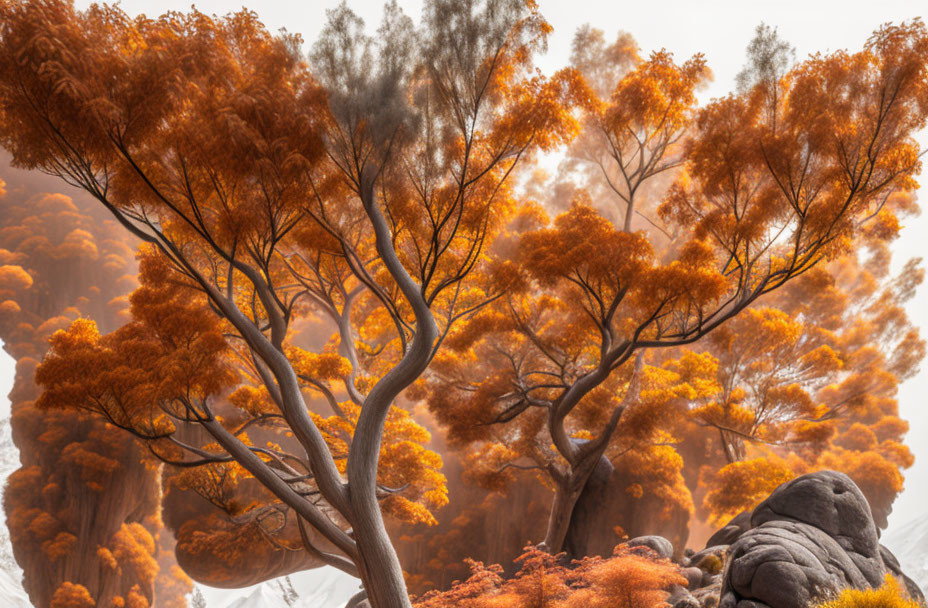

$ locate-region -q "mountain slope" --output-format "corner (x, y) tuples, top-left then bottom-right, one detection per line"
(0, 414), (28, 607)
(884, 514), (928, 596)
(200, 566), (361, 608)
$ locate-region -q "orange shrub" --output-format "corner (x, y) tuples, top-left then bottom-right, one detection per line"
(815, 576), (923, 608)
(414, 545), (683, 608)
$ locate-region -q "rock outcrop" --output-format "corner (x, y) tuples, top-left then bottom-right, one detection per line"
(717, 471), (925, 608)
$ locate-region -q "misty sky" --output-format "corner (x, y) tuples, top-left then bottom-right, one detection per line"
(2, 0), (927, 532)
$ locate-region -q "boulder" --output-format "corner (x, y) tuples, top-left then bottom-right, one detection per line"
(626, 535), (674, 560)
(705, 511), (752, 549)
(668, 584), (701, 608)
(683, 566), (705, 590)
(693, 580), (722, 608)
(719, 471), (923, 608)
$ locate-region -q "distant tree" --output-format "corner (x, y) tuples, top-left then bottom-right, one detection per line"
(278, 576), (299, 606)
(420, 19), (928, 557)
(190, 588), (207, 608)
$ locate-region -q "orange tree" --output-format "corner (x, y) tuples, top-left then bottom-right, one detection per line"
(0, 1), (583, 606)
(692, 247), (924, 528)
(419, 20), (928, 557)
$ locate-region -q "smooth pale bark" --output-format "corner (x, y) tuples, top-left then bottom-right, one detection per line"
(343, 170), (439, 608)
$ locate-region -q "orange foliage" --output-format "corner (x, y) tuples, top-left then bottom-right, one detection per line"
(417, 18), (928, 564)
(414, 545), (683, 608)
(50, 582), (96, 608)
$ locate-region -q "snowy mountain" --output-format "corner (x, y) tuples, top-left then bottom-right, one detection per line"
(198, 566), (361, 608)
(0, 414), (29, 608)
(0, 568), (30, 608)
(884, 514), (928, 596)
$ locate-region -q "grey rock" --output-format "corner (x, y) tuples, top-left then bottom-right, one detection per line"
(683, 566), (704, 590)
(693, 580), (722, 608)
(719, 471), (922, 608)
(668, 584), (701, 608)
(626, 535), (674, 560)
(705, 511), (752, 549)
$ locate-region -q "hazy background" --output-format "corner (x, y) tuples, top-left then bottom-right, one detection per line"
(1, 0), (926, 602)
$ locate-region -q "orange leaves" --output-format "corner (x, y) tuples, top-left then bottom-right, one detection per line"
(43, 531), (78, 562)
(462, 443), (524, 492)
(35, 270), (235, 437)
(520, 201), (653, 291)
(109, 523), (159, 589)
(601, 50), (708, 141)
(414, 545), (684, 608)
(667, 21), (928, 291)
(492, 68), (591, 154)
(701, 455), (801, 526)
(0, 263), (32, 292)
(50, 582), (96, 608)
(558, 546), (686, 608)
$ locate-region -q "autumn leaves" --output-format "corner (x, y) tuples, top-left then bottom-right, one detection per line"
(1, 1), (927, 607)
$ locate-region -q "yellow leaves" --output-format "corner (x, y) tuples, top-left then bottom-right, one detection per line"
(383, 495), (439, 527)
(0, 263), (33, 291)
(702, 455), (800, 526)
(664, 350), (720, 399)
(50, 582), (96, 608)
(815, 575), (923, 608)
(286, 346), (352, 381)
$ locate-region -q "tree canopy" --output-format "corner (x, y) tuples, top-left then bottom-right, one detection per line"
(0, 2), (926, 607)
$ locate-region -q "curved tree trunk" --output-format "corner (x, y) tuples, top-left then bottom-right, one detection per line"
(352, 519), (410, 608)
(563, 455), (615, 559)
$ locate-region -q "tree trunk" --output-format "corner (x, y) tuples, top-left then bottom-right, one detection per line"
(543, 479), (585, 554)
(352, 502), (411, 608)
(563, 455), (614, 559)
(542, 452), (607, 555)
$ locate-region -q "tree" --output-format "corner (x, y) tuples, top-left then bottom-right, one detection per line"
(190, 587), (207, 608)
(420, 19), (928, 557)
(0, 1), (581, 606)
(683, 235), (923, 527)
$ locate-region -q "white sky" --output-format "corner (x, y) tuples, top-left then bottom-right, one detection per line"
(1, 0), (926, 549)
